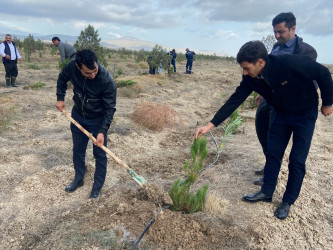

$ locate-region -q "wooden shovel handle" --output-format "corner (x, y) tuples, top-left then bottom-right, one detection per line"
(62, 110), (130, 170)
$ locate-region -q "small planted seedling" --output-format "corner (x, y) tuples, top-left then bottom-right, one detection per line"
(169, 137), (209, 213)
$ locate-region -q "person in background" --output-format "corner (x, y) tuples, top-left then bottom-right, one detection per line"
(195, 41), (333, 220)
(168, 49), (177, 72)
(52, 36), (77, 63)
(56, 49), (117, 199)
(253, 12), (317, 186)
(185, 48), (195, 74)
(0, 34), (22, 88)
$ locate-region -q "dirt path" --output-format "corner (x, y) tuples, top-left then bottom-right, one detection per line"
(0, 59), (332, 249)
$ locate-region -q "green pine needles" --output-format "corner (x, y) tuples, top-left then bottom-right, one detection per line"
(218, 109), (243, 153)
(169, 137), (209, 213)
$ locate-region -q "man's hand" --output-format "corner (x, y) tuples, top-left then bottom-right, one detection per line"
(56, 101), (65, 112)
(5, 55), (10, 60)
(18, 58), (22, 62)
(255, 94), (263, 106)
(94, 133), (105, 147)
(195, 122), (215, 138)
(321, 105), (333, 116)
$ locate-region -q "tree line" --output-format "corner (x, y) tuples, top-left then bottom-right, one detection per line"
(5, 24), (239, 67)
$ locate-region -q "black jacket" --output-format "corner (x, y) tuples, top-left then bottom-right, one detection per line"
(271, 35), (317, 60)
(211, 55), (333, 127)
(57, 60), (117, 134)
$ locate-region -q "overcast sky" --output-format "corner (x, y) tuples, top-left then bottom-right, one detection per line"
(1, 0), (333, 63)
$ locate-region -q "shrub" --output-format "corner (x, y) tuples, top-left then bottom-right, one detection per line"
(146, 45), (172, 74)
(131, 101), (182, 131)
(27, 63), (43, 70)
(116, 79), (136, 88)
(29, 81), (46, 90)
(169, 137), (209, 213)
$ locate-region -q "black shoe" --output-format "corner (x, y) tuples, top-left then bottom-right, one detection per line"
(11, 84), (19, 87)
(253, 177), (264, 186)
(90, 189), (100, 199)
(65, 180), (84, 193)
(243, 191), (272, 203)
(255, 167), (264, 175)
(274, 202), (291, 220)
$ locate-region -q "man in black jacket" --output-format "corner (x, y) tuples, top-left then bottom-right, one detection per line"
(196, 41), (333, 220)
(56, 49), (117, 199)
(254, 12), (317, 185)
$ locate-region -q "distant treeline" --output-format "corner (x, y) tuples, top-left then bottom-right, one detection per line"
(106, 47), (236, 63)
(8, 35), (235, 64)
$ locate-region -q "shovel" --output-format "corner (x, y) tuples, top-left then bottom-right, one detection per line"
(62, 110), (147, 187)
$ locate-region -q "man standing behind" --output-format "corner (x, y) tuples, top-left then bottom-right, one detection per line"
(56, 49), (117, 199)
(52, 36), (77, 63)
(253, 12), (317, 186)
(0, 34), (22, 88)
(185, 48), (195, 74)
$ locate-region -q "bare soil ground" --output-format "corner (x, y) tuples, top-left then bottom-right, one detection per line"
(0, 51), (332, 249)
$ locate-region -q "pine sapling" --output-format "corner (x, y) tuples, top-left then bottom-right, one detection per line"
(169, 137), (209, 213)
(218, 109), (243, 153)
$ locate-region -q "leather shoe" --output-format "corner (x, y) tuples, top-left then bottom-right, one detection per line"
(243, 191), (272, 203)
(255, 167), (264, 175)
(274, 202), (290, 220)
(90, 189), (100, 199)
(65, 180), (84, 193)
(253, 177), (264, 186)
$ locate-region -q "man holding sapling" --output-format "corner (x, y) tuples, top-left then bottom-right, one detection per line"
(195, 41), (333, 220)
(56, 49), (117, 199)
(253, 12), (317, 186)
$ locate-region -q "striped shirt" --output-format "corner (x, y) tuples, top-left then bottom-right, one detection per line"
(271, 37), (297, 55)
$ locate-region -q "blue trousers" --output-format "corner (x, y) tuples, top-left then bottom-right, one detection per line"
(71, 108), (107, 191)
(261, 108), (318, 204)
(186, 60), (193, 74)
(171, 61), (176, 72)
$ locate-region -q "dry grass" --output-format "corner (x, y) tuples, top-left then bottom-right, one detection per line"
(131, 101), (183, 131)
(204, 193), (229, 214)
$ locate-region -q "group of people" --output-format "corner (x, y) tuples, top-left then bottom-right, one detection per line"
(196, 12), (333, 220)
(1, 12), (332, 220)
(168, 48), (196, 74)
(0, 35), (76, 88)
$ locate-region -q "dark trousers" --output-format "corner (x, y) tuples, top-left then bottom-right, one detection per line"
(4, 61), (18, 78)
(149, 67), (156, 74)
(261, 108), (318, 204)
(171, 61), (176, 72)
(255, 98), (274, 155)
(186, 60), (193, 74)
(71, 108), (107, 191)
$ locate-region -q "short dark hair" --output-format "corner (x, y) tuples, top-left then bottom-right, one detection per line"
(236, 41), (268, 64)
(75, 49), (98, 69)
(52, 36), (60, 42)
(272, 12), (296, 30)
